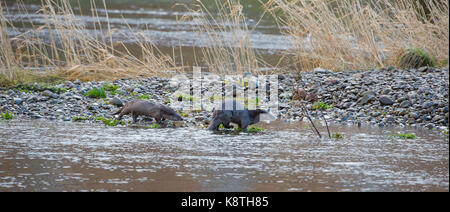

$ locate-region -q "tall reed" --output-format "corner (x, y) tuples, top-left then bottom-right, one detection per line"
(265, 0), (449, 71)
(0, 0), (179, 84)
(186, 0), (263, 76)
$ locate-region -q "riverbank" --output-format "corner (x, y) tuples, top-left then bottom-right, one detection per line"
(0, 67), (449, 132)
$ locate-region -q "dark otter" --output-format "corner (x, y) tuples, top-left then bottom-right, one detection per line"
(113, 99), (183, 123)
(207, 100), (268, 131)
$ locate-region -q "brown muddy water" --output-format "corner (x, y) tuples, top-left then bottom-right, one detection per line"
(0, 119), (448, 192)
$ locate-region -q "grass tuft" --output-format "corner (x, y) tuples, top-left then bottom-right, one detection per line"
(396, 48), (436, 69)
(103, 83), (119, 92)
(313, 101), (333, 111)
(85, 87), (106, 99)
(389, 133), (417, 139)
(331, 132), (344, 139)
(0, 110), (15, 120)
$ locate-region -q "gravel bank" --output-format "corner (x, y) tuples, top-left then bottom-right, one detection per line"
(1, 67), (448, 131)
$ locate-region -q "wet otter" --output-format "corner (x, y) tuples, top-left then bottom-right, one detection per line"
(207, 100), (268, 131)
(113, 99), (183, 123)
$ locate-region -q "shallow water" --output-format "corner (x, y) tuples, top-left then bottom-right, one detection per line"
(0, 119), (448, 191)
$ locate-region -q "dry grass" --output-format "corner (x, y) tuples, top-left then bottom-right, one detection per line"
(265, 0), (449, 71)
(0, 0), (179, 85)
(183, 0), (265, 76)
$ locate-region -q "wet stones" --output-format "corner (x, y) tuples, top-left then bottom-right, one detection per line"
(357, 91), (376, 105)
(109, 97), (124, 107)
(378, 96), (394, 105)
(400, 100), (412, 108)
(1, 67), (448, 132)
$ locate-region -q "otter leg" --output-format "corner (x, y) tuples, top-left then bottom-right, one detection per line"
(117, 108), (130, 120)
(207, 120), (221, 130)
(222, 123), (233, 129)
(240, 118), (250, 132)
(132, 112), (139, 123)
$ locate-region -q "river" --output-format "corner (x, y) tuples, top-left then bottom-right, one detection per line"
(0, 119), (448, 191)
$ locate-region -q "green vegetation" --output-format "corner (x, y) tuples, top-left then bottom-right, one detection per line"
(442, 129), (449, 136)
(72, 116), (89, 121)
(110, 90), (122, 96)
(131, 93), (151, 100)
(178, 111), (189, 118)
(313, 101), (333, 111)
(94, 116), (124, 126)
(331, 132), (344, 139)
(85, 87), (106, 99)
(0, 110), (15, 120)
(10, 83), (67, 94)
(103, 82), (119, 92)
(389, 133), (417, 139)
(145, 123), (159, 129)
(95, 116), (106, 121)
(397, 48), (436, 69)
(247, 126), (265, 133)
(177, 94), (194, 102)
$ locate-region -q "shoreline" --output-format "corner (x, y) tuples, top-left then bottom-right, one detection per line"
(1, 67), (449, 132)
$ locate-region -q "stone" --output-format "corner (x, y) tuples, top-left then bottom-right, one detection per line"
(72, 95), (83, 100)
(378, 96), (394, 105)
(55, 109), (64, 115)
(195, 116), (204, 122)
(13, 98), (22, 105)
(42, 90), (58, 98)
(425, 123), (435, 129)
(422, 101), (434, 109)
(400, 100), (412, 108)
(443, 106), (449, 113)
(357, 91), (376, 105)
(313, 67), (332, 74)
(109, 97), (124, 107)
(386, 116), (395, 123)
(418, 66), (428, 72)
(27, 95), (38, 103)
(382, 89), (392, 95)
(353, 73), (363, 79)
(370, 112), (381, 117)
(423, 115), (432, 121)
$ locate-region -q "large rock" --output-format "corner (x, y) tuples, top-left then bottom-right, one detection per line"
(378, 96), (394, 105)
(109, 97), (124, 107)
(357, 91), (376, 105)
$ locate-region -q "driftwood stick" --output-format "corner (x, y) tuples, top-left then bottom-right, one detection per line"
(321, 111), (331, 139)
(292, 73), (322, 139)
(302, 105), (322, 138)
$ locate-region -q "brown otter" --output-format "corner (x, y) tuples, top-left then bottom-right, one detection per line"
(207, 100), (268, 131)
(113, 99), (183, 123)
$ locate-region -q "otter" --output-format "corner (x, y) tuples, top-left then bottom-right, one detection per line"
(207, 100), (268, 131)
(113, 99), (183, 123)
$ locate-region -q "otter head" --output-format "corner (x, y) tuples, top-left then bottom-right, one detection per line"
(161, 107), (184, 121)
